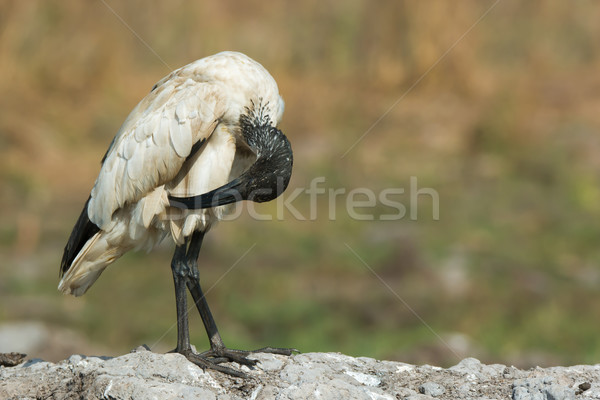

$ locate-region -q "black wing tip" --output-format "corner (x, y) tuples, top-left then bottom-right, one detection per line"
(60, 197), (100, 278)
(186, 138), (207, 162)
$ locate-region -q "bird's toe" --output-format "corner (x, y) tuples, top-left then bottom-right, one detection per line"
(200, 348), (259, 367)
(180, 349), (249, 378)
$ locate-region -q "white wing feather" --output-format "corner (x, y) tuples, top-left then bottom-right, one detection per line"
(89, 76), (227, 229)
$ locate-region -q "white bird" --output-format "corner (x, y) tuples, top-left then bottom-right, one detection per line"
(59, 51), (294, 377)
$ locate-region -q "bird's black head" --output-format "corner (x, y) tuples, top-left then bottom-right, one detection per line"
(238, 114), (293, 202)
(169, 111), (293, 209)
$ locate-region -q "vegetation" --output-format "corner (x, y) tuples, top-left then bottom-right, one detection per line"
(1, 1), (600, 367)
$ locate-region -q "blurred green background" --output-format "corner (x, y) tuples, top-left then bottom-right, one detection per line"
(1, 1), (600, 368)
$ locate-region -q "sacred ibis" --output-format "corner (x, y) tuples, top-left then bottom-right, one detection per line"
(59, 51), (294, 377)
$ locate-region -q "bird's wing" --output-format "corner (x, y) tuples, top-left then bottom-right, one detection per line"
(88, 74), (228, 229)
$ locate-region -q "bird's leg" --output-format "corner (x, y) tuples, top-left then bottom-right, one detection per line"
(171, 231), (297, 377)
(170, 233), (245, 377)
(183, 231), (227, 352)
(183, 232), (252, 366)
(170, 244), (191, 353)
(184, 231), (298, 368)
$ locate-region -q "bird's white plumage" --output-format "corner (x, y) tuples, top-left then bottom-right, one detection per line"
(59, 51), (284, 296)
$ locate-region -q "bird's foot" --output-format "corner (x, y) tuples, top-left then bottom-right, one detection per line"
(178, 346), (298, 378)
(178, 348), (248, 378)
(200, 345), (298, 365)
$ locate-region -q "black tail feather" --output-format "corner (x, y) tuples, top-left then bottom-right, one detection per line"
(60, 197), (100, 278)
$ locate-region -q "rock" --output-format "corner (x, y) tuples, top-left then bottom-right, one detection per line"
(512, 376), (576, 400)
(0, 352), (26, 367)
(543, 384), (575, 400)
(1, 350), (600, 399)
(576, 381), (591, 395)
(419, 382), (445, 397)
(405, 395), (436, 400)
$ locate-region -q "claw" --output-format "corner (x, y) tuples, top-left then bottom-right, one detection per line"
(177, 346), (298, 377)
(180, 349), (249, 378)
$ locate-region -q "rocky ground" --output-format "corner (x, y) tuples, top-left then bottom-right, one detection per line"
(1, 346), (600, 399)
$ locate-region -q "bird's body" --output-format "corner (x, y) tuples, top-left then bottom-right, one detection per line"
(60, 52), (294, 376)
(59, 51), (285, 296)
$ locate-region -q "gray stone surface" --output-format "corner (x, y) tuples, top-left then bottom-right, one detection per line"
(419, 381), (446, 397)
(1, 347), (600, 399)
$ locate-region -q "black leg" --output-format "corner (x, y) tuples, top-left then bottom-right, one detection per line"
(170, 232), (247, 377)
(170, 230), (297, 378)
(183, 231), (226, 351)
(171, 244), (191, 352)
